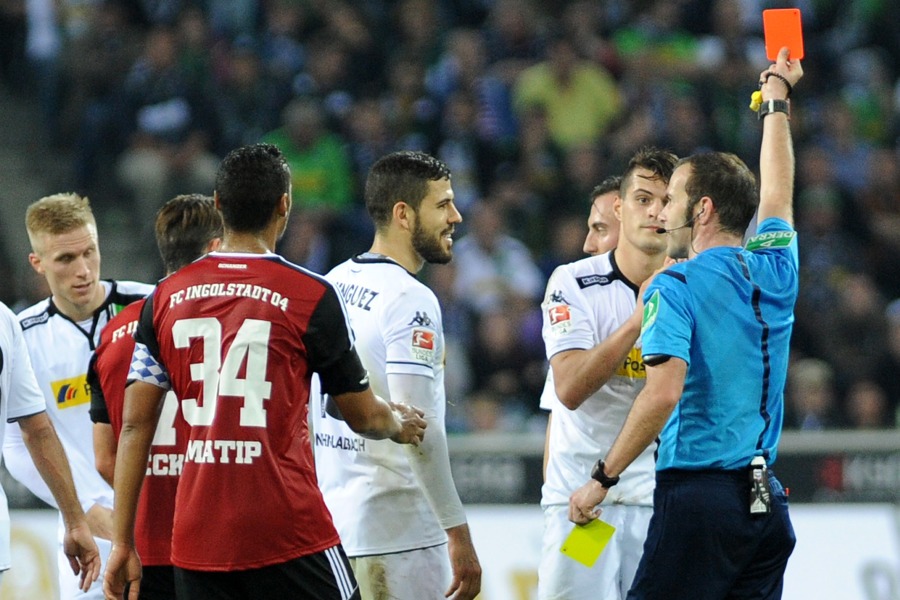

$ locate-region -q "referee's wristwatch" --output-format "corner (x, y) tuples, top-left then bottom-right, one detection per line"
(590, 460), (620, 489)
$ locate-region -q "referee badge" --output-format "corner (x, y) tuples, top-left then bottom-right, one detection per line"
(641, 290), (660, 334)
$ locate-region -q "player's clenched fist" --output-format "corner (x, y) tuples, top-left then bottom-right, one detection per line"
(390, 402), (427, 445)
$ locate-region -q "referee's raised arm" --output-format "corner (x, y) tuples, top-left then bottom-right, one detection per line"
(756, 46), (804, 226)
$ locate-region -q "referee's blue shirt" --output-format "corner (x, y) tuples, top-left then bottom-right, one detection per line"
(640, 217), (799, 471)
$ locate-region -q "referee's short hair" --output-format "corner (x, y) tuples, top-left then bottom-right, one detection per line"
(365, 151), (451, 228)
(677, 152), (758, 237)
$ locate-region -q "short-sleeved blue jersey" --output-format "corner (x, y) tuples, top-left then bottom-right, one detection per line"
(640, 218), (799, 470)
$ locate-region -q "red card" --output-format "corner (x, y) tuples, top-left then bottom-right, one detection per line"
(763, 8), (804, 61)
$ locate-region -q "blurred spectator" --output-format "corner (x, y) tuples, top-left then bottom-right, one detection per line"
(855, 147), (900, 299)
(257, 0), (306, 101)
(514, 33), (623, 151)
(785, 358), (839, 430)
(843, 378), (891, 429)
(426, 27), (518, 150)
(116, 25), (220, 249)
(262, 96), (353, 215)
(435, 91), (500, 213)
(262, 96), (357, 268)
(24, 0), (62, 145)
(814, 96), (874, 195)
(483, 0), (545, 85)
(452, 201), (545, 315)
(871, 299), (900, 425)
(381, 55), (440, 151)
(818, 272), (887, 390)
(0, 1), (27, 92)
(468, 309), (546, 417)
(66, 1), (141, 192)
(211, 36), (281, 154)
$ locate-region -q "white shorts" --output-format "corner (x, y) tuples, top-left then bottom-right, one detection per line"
(349, 543), (450, 600)
(538, 503), (652, 600)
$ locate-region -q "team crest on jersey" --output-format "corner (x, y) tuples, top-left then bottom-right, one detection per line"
(548, 304), (572, 335)
(51, 374), (91, 409)
(411, 328), (435, 362)
(641, 290), (660, 335)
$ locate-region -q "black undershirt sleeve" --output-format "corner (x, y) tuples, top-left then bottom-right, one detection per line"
(304, 284), (369, 397)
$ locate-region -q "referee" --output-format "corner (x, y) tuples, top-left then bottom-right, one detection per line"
(570, 47), (802, 599)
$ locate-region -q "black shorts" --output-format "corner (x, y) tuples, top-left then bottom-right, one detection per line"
(628, 468), (796, 600)
(174, 545), (360, 600)
(127, 565), (175, 600)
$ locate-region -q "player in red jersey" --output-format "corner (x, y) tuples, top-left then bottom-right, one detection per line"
(103, 143), (427, 600)
(89, 194), (223, 599)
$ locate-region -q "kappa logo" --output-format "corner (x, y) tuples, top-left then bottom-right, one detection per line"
(549, 290), (569, 304)
(408, 311), (434, 328)
(50, 374), (91, 409)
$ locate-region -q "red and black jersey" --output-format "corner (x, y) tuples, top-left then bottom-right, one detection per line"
(89, 299), (184, 567)
(131, 252), (369, 571)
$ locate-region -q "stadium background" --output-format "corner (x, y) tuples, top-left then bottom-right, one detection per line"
(0, 0), (898, 597)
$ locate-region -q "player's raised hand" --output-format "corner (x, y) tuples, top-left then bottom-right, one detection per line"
(759, 46), (803, 100)
(390, 402), (427, 445)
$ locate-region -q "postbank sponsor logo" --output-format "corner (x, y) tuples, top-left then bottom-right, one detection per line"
(51, 374), (91, 409)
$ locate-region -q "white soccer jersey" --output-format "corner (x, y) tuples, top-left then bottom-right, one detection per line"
(0, 301), (48, 571)
(540, 252), (655, 508)
(2, 280), (152, 597)
(311, 255), (447, 556)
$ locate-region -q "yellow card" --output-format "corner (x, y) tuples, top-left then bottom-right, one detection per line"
(560, 519), (616, 568)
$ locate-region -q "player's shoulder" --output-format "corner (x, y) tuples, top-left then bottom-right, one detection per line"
(550, 252), (619, 291)
(18, 298), (52, 331)
(108, 280), (154, 308)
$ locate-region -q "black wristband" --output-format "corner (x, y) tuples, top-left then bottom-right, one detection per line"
(764, 72), (793, 97)
(591, 460), (620, 489)
(758, 99), (790, 121)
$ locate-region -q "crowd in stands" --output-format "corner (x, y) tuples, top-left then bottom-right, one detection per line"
(0, 0), (898, 432)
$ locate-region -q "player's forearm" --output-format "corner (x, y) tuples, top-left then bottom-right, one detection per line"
(111, 423), (155, 546)
(337, 388), (402, 440)
(757, 109), (794, 226)
(19, 413), (86, 528)
(552, 318), (642, 410)
(403, 416), (467, 529)
(604, 359), (686, 478)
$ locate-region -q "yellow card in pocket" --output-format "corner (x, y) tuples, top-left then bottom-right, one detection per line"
(560, 519), (616, 568)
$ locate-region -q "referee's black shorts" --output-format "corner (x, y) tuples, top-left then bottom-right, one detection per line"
(174, 544), (360, 600)
(628, 468), (796, 600)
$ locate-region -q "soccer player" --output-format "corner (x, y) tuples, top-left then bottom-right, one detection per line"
(541, 176), (622, 480)
(311, 151), (481, 600)
(89, 195), (222, 599)
(0, 300), (101, 592)
(538, 149), (676, 599)
(570, 48), (802, 598)
(2, 193), (153, 599)
(104, 143), (426, 600)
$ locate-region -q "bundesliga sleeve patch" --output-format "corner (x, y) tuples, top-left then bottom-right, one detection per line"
(127, 342), (171, 390)
(641, 290), (660, 335)
(411, 328), (436, 362)
(548, 304), (572, 335)
(745, 230), (796, 251)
